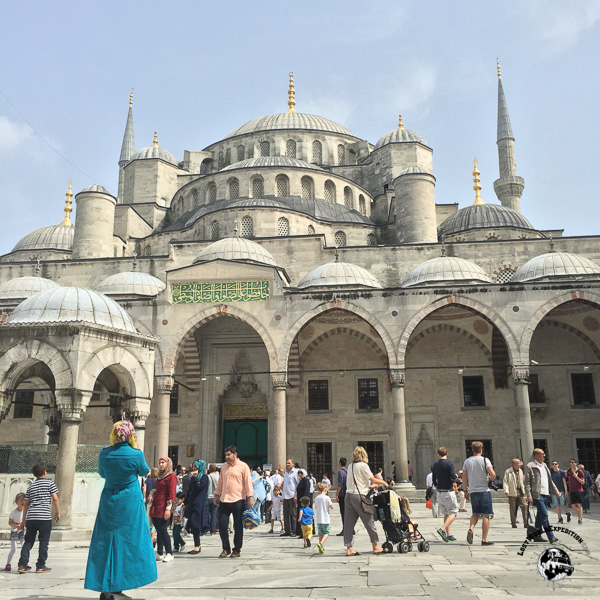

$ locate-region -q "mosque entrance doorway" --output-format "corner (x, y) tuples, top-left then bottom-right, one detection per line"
(223, 419), (268, 466)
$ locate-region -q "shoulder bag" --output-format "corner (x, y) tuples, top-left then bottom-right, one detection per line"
(351, 462), (374, 515)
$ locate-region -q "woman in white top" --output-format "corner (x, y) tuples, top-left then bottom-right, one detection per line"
(344, 446), (388, 556)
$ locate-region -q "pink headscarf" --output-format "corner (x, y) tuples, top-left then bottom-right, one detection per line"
(109, 420), (138, 448)
(157, 457), (174, 480)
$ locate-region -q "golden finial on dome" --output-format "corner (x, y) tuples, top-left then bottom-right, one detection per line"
(129, 88), (133, 108)
(398, 115), (403, 130)
(497, 59), (501, 79)
(153, 132), (158, 148)
(287, 72), (296, 114)
(61, 179), (74, 226)
(472, 157), (484, 205)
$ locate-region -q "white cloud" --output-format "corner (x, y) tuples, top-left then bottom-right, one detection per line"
(0, 115), (34, 156)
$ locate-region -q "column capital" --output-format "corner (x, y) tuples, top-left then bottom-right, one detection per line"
(389, 369), (405, 388)
(42, 406), (61, 431)
(513, 366), (530, 384)
(155, 374), (174, 394)
(123, 398), (151, 428)
(271, 372), (287, 390)
(55, 389), (91, 421)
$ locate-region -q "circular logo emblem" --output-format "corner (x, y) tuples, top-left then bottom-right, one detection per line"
(537, 548), (574, 582)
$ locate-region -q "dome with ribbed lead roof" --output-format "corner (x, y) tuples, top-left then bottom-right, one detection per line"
(193, 237), (276, 267)
(0, 277), (60, 300)
(402, 256), (492, 287)
(298, 261), (381, 289)
(12, 224), (74, 253)
(512, 252), (600, 282)
(221, 157), (324, 172)
(97, 272), (166, 296)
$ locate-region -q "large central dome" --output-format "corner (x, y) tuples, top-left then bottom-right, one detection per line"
(225, 113), (359, 139)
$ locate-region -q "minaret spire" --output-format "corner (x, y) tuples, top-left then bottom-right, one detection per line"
(60, 179), (74, 226)
(118, 89), (135, 201)
(472, 157), (485, 205)
(493, 62), (524, 213)
(287, 72), (296, 113)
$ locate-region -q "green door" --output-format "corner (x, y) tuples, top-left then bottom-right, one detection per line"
(223, 420), (268, 466)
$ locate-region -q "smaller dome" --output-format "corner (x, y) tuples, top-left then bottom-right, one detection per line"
(298, 262), (381, 289)
(193, 237), (276, 267)
(7, 287), (137, 333)
(402, 256), (492, 287)
(397, 166), (432, 177)
(97, 272), (166, 296)
(131, 146), (178, 166)
(375, 128), (428, 149)
(512, 252), (600, 282)
(79, 184), (112, 195)
(221, 157), (324, 172)
(12, 224), (74, 253)
(0, 277), (60, 300)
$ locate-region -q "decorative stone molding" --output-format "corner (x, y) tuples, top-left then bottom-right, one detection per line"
(389, 369), (405, 388)
(55, 389), (91, 421)
(42, 406), (61, 432)
(155, 374), (174, 395)
(123, 398), (152, 428)
(512, 367), (530, 385)
(271, 372), (287, 390)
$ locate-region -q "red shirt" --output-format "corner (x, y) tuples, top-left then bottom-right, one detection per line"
(567, 469), (584, 493)
(150, 473), (177, 517)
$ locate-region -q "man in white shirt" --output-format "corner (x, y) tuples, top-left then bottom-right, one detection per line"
(281, 459), (299, 537)
(425, 470), (438, 518)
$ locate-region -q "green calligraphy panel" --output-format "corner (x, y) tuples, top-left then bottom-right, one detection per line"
(171, 281), (269, 304)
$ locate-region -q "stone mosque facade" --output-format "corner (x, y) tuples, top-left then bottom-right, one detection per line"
(1, 70), (600, 527)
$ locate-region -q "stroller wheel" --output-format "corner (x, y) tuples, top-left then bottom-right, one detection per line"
(407, 542), (413, 553)
(422, 541), (430, 552)
(397, 541), (410, 554)
(382, 542), (393, 554)
(417, 540), (425, 552)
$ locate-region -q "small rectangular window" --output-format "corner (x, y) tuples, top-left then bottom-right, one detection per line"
(357, 441), (385, 473)
(307, 442), (333, 481)
(308, 380), (329, 411)
(465, 439), (494, 465)
(168, 445), (179, 466)
(358, 379), (379, 410)
(533, 438), (549, 464)
(571, 373), (596, 405)
(13, 391), (34, 419)
(170, 384), (179, 414)
(463, 376), (485, 407)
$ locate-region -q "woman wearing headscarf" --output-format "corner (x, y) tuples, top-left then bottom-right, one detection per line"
(149, 456), (177, 562)
(84, 421), (157, 600)
(184, 459), (209, 554)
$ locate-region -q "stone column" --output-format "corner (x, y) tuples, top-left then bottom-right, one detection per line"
(271, 373), (287, 471)
(42, 406), (61, 445)
(390, 369), (415, 494)
(54, 390), (91, 529)
(514, 367), (534, 462)
(155, 375), (173, 463)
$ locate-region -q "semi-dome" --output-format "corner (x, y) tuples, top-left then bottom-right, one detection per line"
(79, 184), (112, 195)
(225, 113), (358, 139)
(0, 276), (60, 300)
(438, 203), (534, 238)
(7, 287), (137, 333)
(298, 261), (381, 289)
(97, 272), (166, 296)
(12, 224), (74, 253)
(193, 237), (276, 267)
(512, 252), (600, 282)
(375, 127), (428, 149)
(402, 256), (492, 287)
(221, 156), (324, 172)
(131, 145), (177, 166)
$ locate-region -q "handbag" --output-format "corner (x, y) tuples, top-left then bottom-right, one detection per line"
(426, 498), (432, 509)
(351, 462), (374, 515)
(480, 456), (499, 490)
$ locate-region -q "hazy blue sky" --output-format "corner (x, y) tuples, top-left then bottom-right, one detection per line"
(1, 1), (599, 255)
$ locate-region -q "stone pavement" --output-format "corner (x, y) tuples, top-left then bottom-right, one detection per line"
(1, 502), (599, 600)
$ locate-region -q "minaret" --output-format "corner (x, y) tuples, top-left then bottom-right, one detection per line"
(493, 61), (524, 213)
(118, 89), (135, 201)
(287, 72), (296, 113)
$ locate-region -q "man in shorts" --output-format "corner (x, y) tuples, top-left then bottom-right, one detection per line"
(462, 441), (495, 546)
(566, 459), (585, 524)
(432, 446), (458, 542)
(550, 460), (571, 524)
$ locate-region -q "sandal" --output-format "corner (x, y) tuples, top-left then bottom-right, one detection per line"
(346, 551), (362, 556)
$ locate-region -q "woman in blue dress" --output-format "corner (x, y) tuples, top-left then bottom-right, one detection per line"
(184, 459), (209, 554)
(85, 421), (157, 600)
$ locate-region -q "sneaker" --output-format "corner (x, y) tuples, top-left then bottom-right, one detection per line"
(230, 551), (241, 558)
(316, 543), (325, 554)
(578, 519), (582, 525)
(336, 531), (344, 536)
(566, 513), (571, 523)
(467, 529), (473, 545)
(162, 554), (174, 562)
(481, 541), (494, 546)
(180, 543), (186, 552)
(437, 528), (449, 542)
(4, 564), (10, 572)
(447, 535), (457, 541)
(219, 550), (231, 558)
(549, 537), (558, 543)
(306, 538), (311, 547)
(17, 565), (31, 574)
(155, 554), (163, 561)
(36, 566), (52, 573)
(558, 517), (563, 524)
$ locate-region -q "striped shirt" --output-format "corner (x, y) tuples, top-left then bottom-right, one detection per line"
(25, 478), (59, 521)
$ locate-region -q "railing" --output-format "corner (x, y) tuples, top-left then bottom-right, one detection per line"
(0, 444), (105, 474)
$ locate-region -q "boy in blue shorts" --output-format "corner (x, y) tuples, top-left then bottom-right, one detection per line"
(314, 482), (333, 554)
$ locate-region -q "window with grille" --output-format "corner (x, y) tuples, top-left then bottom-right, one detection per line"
(357, 441), (384, 473)
(344, 186), (353, 209)
(335, 231), (346, 247)
(308, 380), (329, 410)
(358, 379), (379, 410)
(169, 384), (179, 414)
(571, 373), (596, 405)
(13, 390), (34, 419)
(191, 189), (199, 205)
(359, 195), (366, 215)
(307, 442), (333, 481)
(576, 438), (600, 478)
(217, 151), (224, 170)
(260, 141), (270, 157)
(312, 140), (322, 163)
(286, 139), (296, 158)
(276, 175), (289, 197)
(308, 225), (315, 235)
(533, 438), (550, 464)
(252, 178), (264, 198)
(228, 178), (239, 200)
(301, 176), (314, 199)
(207, 183), (217, 204)
(463, 376), (485, 407)
(241, 216), (253, 238)
(367, 234), (377, 246)
(337, 144), (346, 165)
(324, 180), (335, 203)
(496, 268), (515, 283)
(211, 220), (220, 240)
(465, 439), (494, 464)
(277, 217), (289, 236)
(237, 145), (245, 162)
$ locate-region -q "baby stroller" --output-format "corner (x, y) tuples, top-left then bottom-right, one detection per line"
(243, 475), (270, 530)
(373, 489), (430, 554)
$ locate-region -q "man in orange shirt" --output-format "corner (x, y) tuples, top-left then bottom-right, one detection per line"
(214, 445), (254, 558)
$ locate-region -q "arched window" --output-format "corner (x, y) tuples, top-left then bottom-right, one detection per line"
(344, 186), (353, 209)
(191, 188), (199, 205)
(301, 176), (314, 199)
(217, 151), (224, 170)
(367, 233), (377, 246)
(228, 178), (239, 200)
(276, 174), (289, 197)
(308, 225), (315, 235)
(200, 158), (212, 174)
(335, 231), (347, 247)
(260, 141), (270, 157)
(277, 217), (290, 236)
(286, 139), (297, 158)
(211, 220), (220, 240)
(237, 145), (245, 162)
(252, 177), (264, 198)
(359, 194), (366, 215)
(312, 140), (322, 163)
(207, 183), (217, 204)
(241, 216), (253, 238)
(324, 180), (336, 203)
(337, 144), (346, 165)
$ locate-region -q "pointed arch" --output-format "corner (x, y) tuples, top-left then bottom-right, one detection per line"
(301, 327), (386, 363)
(406, 324), (492, 362)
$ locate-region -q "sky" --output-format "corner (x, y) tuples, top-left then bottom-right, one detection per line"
(1, 1), (599, 256)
